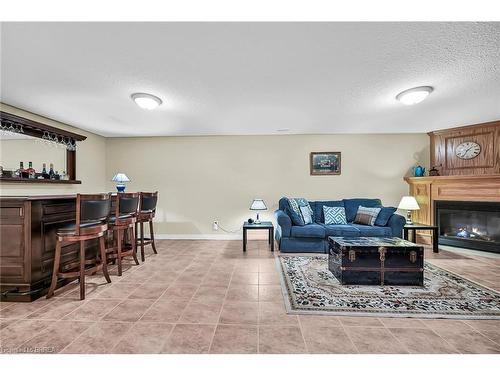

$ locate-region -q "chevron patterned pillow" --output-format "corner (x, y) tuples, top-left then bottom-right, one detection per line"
(353, 206), (382, 226)
(323, 206), (347, 225)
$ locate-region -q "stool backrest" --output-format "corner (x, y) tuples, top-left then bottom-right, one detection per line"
(115, 192), (140, 217)
(140, 191), (158, 213)
(77, 193), (111, 235)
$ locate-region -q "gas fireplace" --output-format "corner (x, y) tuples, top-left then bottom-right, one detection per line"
(435, 200), (500, 253)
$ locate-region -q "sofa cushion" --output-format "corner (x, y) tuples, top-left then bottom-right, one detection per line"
(311, 200), (344, 223)
(350, 224), (392, 236)
(375, 206), (397, 226)
(322, 224), (360, 237)
(323, 206), (348, 225)
(291, 223), (326, 239)
(343, 198), (382, 222)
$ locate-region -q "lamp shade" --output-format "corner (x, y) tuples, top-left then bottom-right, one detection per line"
(250, 199), (267, 211)
(398, 196), (420, 210)
(111, 173), (131, 183)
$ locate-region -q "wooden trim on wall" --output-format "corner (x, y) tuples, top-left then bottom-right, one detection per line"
(0, 111), (86, 141)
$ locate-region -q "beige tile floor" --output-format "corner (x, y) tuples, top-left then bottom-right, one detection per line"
(1, 239), (499, 354)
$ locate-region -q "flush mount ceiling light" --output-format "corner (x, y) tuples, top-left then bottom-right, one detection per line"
(131, 93), (162, 110)
(396, 86), (433, 105)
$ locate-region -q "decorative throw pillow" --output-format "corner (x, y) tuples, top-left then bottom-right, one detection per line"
(299, 206), (313, 225)
(374, 206), (397, 226)
(286, 198), (313, 226)
(323, 206), (347, 225)
(353, 206), (382, 226)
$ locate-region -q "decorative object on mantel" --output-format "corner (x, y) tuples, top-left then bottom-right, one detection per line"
(413, 165), (425, 177)
(428, 165), (440, 176)
(277, 255), (500, 319)
(397, 195), (420, 224)
(310, 152), (341, 175)
(112, 173), (131, 192)
(250, 198), (267, 224)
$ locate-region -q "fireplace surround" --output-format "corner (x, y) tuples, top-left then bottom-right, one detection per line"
(435, 200), (500, 253)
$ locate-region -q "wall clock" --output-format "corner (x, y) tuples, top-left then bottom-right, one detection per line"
(455, 141), (481, 160)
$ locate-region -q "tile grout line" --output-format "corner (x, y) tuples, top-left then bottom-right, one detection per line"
(208, 254), (236, 353)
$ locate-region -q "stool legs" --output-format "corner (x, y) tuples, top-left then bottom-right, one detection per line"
(79, 240), (86, 300)
(47, 239), (62, 299)
(117, 229), (123, 276)
(100, 236), (111, 283)
(130, 226), (140, 265)
(140, 221), (145, 262)
(149, 220), (157, 254)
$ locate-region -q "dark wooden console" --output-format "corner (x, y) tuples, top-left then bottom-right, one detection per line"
(0, 195), (99, 301)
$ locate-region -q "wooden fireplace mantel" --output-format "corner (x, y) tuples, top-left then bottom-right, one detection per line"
(404, 174), (500, 245)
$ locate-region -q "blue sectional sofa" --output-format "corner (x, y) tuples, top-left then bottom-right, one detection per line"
(274, 197), (406, 253)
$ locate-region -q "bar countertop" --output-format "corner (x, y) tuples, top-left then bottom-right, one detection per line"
(0, 195), (77, 201)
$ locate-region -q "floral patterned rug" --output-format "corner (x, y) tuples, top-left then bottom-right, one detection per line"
(277, 255), (500, 319)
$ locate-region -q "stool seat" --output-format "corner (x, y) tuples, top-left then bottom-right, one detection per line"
(57, 221), (106, 235)
(109, 214), (134, 223)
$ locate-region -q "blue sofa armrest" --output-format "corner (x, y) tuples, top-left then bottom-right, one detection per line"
(387, 213), (406, 237)
(275, 209), (292, 237)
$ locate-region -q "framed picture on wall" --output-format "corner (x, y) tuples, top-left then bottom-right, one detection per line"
(310, 152), (341, 175)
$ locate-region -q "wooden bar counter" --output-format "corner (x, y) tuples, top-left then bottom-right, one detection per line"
(0, 195), (99, 301)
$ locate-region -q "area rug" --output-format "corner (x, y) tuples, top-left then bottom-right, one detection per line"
(277, 255), (500, 319)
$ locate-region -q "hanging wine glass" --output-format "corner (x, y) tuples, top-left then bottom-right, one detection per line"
(7, 122), (16, 134)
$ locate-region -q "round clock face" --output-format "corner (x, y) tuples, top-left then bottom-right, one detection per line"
(455, 141), (481, 160)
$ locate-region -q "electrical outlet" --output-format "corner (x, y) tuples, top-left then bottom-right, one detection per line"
(213, 221), (219, 231)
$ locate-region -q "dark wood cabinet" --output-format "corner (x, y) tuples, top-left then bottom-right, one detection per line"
(0, 195), (99, 301)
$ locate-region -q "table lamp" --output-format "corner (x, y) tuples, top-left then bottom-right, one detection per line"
(112, 173), (130, 192)
(398, 196), (420, 224)
(250, 199), (267, 224)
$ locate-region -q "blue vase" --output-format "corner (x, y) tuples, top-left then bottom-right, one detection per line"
(414, 165), (425, 177)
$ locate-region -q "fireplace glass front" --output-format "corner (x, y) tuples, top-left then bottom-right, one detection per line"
(435, 200), (500, 253)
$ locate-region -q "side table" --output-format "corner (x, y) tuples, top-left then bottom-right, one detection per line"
(243, 221), (274, 252)
(403, 222), (439, 253)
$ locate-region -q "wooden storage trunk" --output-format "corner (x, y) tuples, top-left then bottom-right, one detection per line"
(328, 236), (424, 286)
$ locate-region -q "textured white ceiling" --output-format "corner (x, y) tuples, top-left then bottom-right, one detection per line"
(1, 22), (499, 137)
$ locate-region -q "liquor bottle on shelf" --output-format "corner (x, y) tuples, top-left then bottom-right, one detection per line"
(15, 161), (25, 178)
(41, 163), (49, 179)
(49, 163), (56, 180)
(55, 171), (60, 180)
(61, 170), (68, 180)
(26, 162), (36, 179)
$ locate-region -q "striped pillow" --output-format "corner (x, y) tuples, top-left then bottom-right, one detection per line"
(353, 206), (382, 226)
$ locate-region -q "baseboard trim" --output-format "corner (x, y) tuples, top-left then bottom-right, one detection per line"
(155, 234), (242, 240)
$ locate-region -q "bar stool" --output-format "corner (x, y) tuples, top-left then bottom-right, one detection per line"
(47, 193), (111, 300)
(136, 191), (158, 262)
(106, 192), (140, 276)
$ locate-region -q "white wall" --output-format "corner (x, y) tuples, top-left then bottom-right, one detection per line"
(105, 134), (429, 238)
(0, 103), (107, 195)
